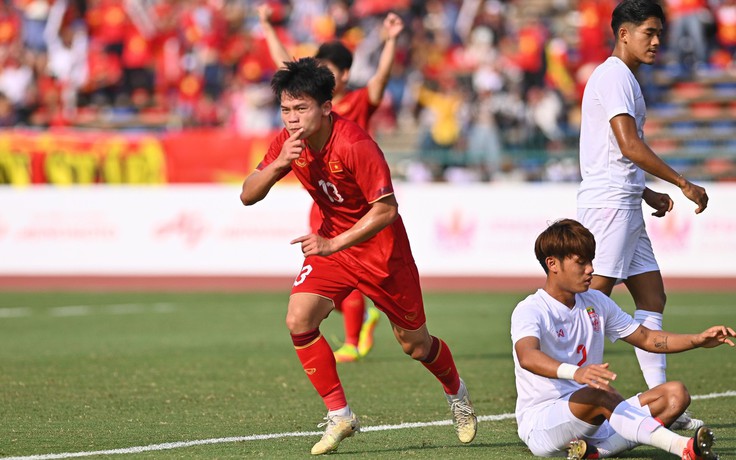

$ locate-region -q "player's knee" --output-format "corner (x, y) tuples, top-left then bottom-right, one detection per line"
(399, 340), (430, 360)
(663, 381), (690, 412)
(285, 311), (311, 334)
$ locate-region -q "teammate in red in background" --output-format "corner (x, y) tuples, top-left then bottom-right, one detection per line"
(258, 4), (404, 362)
(240, 58), (477, 455)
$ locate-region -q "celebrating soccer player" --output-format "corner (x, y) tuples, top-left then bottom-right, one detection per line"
(240, 57), (477, 455)
(511, 219), (733, 459)
(257, 4), (405, 362)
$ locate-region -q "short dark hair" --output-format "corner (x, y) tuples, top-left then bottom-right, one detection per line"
(534, 219), (596, 274)
(611, 0), (665, 38)
(315, 41), (353, 71)
(270, 57), (335, 105)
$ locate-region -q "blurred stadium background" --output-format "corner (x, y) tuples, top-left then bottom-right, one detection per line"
(1, 0), (735, 288)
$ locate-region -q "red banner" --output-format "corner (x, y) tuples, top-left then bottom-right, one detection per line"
(0, 129), (284, 185)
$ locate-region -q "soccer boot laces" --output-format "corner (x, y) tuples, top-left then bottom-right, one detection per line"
(310, 412), (360, 455)
(445, 378), (478, 443)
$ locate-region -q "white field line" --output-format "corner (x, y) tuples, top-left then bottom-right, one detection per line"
(0, 307), (31, 318)
(0, 304), (175, 319)
(3, 391), (735, 460)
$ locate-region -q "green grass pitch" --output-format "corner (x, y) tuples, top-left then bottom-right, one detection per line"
(1, 290), (735, 459)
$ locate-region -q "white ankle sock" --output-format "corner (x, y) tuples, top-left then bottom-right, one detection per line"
(595, 395), (659, 457)
(594, 433), (638, 457)
(649, 426), (689, 456)
(328, 406), (351, 417)
(634, 310), (666, 388)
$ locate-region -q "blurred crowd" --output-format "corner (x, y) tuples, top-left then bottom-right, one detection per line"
(1, 0), (735, 181)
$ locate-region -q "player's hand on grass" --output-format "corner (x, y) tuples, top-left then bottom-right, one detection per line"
(275, 128), (304, 169)
(679, 180), (708, 214)
(291, 233), (336, 257)
(643, 188), (673, 217)
(575, 363), (617, 390)
(695, 325), (736, 348)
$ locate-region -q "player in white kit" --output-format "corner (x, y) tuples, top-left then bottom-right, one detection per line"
(511, 219), (733, 459)
(576, 0), (709, 430)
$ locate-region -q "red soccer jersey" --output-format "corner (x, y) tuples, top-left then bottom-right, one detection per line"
(332, 87), (378, 132)
(307, 87), (378, 231)
(257, 114), (413, 270)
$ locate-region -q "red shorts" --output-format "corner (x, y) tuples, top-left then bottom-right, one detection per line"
(291, 251), (426, 330)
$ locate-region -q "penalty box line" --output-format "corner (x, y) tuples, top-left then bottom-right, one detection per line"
(3, 391), (736, 460)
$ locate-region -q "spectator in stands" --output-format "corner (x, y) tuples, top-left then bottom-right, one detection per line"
(664, 0), (712, 74)
(415, 73), (467, 178)
(43, 0), (88, 117)
(0, 47), (34, 108)
(0, 91), (18, 126)
(714, 0), (736, 68)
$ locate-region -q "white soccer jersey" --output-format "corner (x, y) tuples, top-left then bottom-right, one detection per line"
(510, 288), (640, 437)
(577, 56), (647, 209)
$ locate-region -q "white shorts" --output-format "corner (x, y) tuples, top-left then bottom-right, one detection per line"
(521, 396), (615, 457)
(577, 208), (659, 280)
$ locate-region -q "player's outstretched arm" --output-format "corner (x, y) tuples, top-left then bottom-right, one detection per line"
(622, 324), (736, 353)
(515, 336), (617, 389)
(366, 12), (404, 106)
(291, 194), (398, 256)
(256, 3), (291, 69)
(611, 114), (708, 213)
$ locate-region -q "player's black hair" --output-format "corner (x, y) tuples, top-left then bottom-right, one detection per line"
(270, 57), (335, 105)
(534, 219), (596, 274)
(315, 41), (353, 72)
(611, 0), (665, 38)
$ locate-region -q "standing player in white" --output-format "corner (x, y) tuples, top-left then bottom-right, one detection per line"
(576, 0), (709, 430)
(511, 219), (733, 459)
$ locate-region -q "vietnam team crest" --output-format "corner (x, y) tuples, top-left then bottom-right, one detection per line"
(586, 306), (601, 332)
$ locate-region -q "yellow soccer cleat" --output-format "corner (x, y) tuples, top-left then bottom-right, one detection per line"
(357, 304), (380, 357)
(310, 412), (360, 455)
(333, 343), (360, 363)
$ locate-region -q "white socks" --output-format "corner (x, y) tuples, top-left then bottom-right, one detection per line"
(328, 405), (352, 417)
(608, 400), (660, 445)
(608, 400), (688, 457)
(650, 425), (689, 456)
(634, 310), (666, 388)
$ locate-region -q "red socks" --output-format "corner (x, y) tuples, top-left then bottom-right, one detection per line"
(421, 336), (461, 395)
(291, 329), (347, 411)
(340, 290), (365, 346)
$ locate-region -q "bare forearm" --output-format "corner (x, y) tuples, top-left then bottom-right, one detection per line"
(628, 328), (698, 353)
(329, 200), (397, 252)
(518, 348), (567, 379)
(366, 37), (397, 105)
(622, 140), (684, 187)
(260, 21), (290, 68)
(240, 165), (288, 205)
